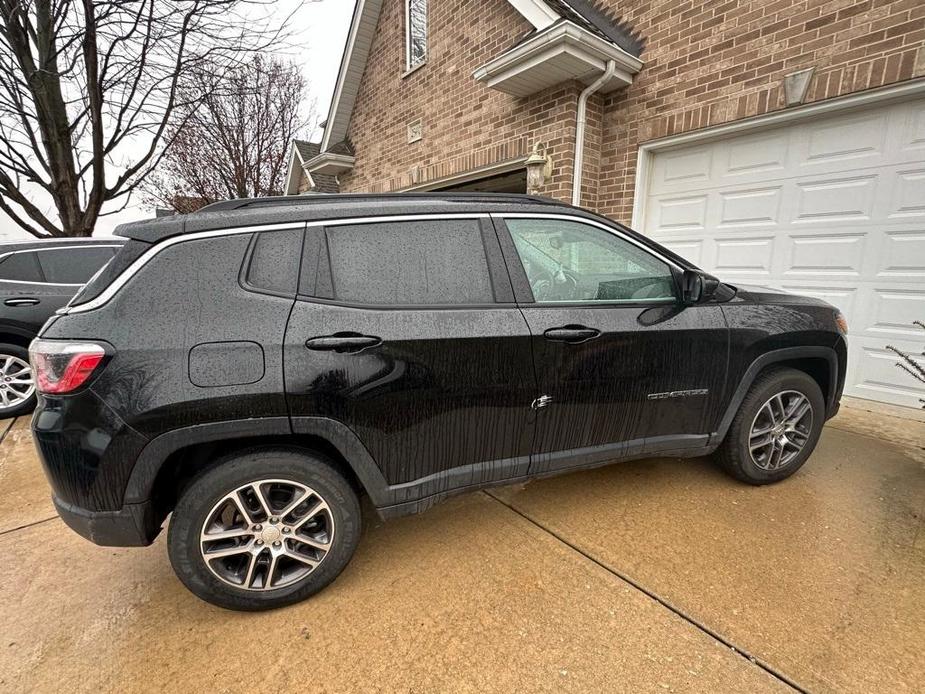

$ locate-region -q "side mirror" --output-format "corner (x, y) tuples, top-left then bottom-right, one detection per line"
(681, 269), (721, 305)
(681, 269), (703, 305)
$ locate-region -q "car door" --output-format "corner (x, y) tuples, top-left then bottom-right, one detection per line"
(284, 216), (536, 493)
(0, 246), (120, 335)
(493, 214), (729, 476)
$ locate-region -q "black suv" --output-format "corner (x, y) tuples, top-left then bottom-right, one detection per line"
(0, 238), (123, 417)
(31, 194), (846, 610)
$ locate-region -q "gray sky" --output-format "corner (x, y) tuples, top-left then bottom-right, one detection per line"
(0, 0), (354, 239)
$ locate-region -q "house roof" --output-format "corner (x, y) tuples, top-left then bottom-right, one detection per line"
(319, 0), (643, 155)
(544, 1), (643, 57)
(284, 139), (339, 195)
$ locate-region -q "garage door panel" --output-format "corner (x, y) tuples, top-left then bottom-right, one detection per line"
(784, 232), (866, 277)
(718, 187), (782, 227)
(889, 168), (925, 218)
(642, 97), (925, 407)
(648, 194), (708, 232)
(793, 174), (878, 224)
(849, 339), (925, 407)
(799, 111), (889, 168)
(713, 237), (775, 276)
(865, 288), (925, 337)
(877, 229), (925, 277)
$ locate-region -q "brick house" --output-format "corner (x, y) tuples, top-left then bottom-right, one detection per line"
(285, 0), (925, 408)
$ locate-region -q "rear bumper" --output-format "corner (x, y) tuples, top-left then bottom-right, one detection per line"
(52, 495), (160, 546)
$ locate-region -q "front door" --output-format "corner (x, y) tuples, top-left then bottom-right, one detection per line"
(284, 217), (536, 492)
(494, 215), (729, 475)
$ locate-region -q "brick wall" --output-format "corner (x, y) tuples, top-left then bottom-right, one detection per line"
(339, 0), (925, 221)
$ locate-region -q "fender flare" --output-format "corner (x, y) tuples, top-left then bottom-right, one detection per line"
(123, 416), (392, 507)
(713, 346), (839, 443)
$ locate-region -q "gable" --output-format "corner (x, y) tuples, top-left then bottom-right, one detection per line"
(318, 0), (642, 157)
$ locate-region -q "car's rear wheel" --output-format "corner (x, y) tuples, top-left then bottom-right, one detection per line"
(0, 343), (36, 418)
(167, 448), (361, 611)
(716, 367), (825, 485)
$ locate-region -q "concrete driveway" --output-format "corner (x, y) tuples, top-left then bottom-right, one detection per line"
(0, 403), (922, 693)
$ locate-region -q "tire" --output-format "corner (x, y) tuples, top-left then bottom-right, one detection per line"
(0, 342), (37, 419)
(167, 447), (361, 611)
(716, 367), (825, 485)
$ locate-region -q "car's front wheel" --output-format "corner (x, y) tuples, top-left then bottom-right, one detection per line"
(0, 343), (36, 418)
(167, 448), (361, 611)
(716, 367), (825, 484)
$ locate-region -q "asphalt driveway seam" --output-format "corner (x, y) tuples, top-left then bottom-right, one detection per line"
(482, 489), (810, 694)
(0, 516), (58, 538)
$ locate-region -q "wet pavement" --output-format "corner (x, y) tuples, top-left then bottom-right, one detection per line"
(1, 409), (922, 693)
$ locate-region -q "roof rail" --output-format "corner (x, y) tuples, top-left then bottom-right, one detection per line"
(195, 192), (558, 214)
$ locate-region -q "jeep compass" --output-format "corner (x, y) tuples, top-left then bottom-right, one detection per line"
(30, 194), (847, 610)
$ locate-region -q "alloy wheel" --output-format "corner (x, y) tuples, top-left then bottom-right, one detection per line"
(200, 479), (334, 591)
(0, 355), (35, 411)
(748, 390), (814, 470)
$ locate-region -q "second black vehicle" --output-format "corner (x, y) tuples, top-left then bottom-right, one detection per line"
(30, 194), (847, 610)
(0, 238), (123, 417)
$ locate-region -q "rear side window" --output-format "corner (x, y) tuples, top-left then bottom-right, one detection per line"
(37, 247), (116, 284)
(0, 251), (42, 282)
(325, 220), (494, 305)
(244, 228), (302, 296)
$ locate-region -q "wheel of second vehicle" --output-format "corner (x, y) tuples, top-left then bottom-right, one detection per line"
(716, 367), (825, 485)
(0, 343), (37, 418)
(167, 448), (362, 611)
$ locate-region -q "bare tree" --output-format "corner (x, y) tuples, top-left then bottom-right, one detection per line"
(0, 0), (300, 237)
(887, 321), (925, 409)
(144, 55), (310, 214)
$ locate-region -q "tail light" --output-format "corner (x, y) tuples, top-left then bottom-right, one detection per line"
(29, 339), (108, 394)
(834, 311), (849, 336)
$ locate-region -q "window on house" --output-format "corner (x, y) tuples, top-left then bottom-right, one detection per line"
(406, 0), (427, 71)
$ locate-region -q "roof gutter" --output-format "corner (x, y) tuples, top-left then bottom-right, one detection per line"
(573, 59), (617, 207)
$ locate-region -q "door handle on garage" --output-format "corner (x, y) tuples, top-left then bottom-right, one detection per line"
(4, 297), (40, 307)
(543, 325), (601, 344)
(305, 334), (383, 354)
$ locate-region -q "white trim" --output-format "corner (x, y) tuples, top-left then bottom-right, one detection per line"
(284, 144), (304, 196)
(631, 78), (925, 229)
(473, 21), (640, 97)
(506, 0), (559, 29)
(321, 0), (384, 152)
(306, 152), (356, 176)
(0, 245), (123, 287)
(492, 212), (682, 271)
(404, 0), (427, 73)
(400, 156), (529, 191)
(61, 215), (491, 315)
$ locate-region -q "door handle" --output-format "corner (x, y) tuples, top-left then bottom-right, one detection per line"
(543, 325), (601, 344)
(4, 297), (40, 307)
(305, 333), (383, 354)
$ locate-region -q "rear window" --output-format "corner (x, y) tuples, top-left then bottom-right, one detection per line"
(325, 220), (495, 306)
(36, 246), (116, 284)
(0, 251), (42, 282)
(69, 240), (149, 306)
(244, 229), (302, 296)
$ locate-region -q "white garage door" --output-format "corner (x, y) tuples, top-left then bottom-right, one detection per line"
(641, 97), (925, 408)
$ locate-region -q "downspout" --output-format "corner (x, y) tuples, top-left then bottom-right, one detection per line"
(573, 59), (617, 207)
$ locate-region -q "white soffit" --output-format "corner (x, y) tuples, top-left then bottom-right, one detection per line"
(473, 21), (642, 97)
(306, 152), (356, 176)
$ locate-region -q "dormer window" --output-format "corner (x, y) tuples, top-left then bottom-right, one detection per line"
(406, 0), (427, 72)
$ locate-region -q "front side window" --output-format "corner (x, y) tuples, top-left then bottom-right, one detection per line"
(326, 219), (494, 305)
(406, 0), (427, 70)
(505, 218), (677, 303)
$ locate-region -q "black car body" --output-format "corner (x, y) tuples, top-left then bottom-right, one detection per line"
(30, 194), (846, 610)
(0, 238), (124, 417)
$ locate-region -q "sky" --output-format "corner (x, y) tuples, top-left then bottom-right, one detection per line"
(0, 0), (355, 240)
